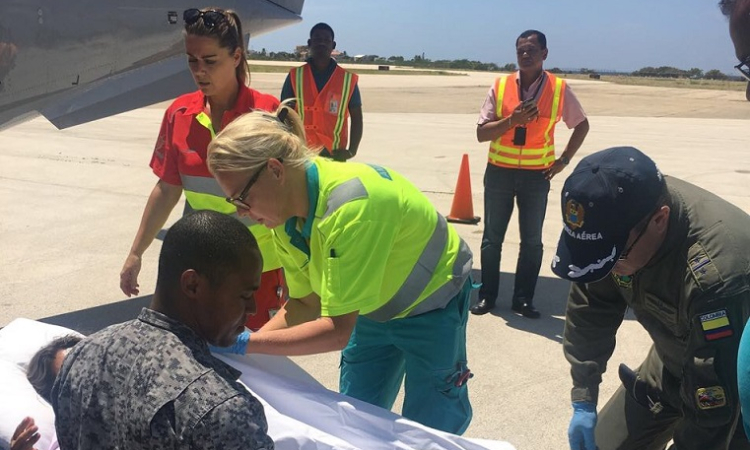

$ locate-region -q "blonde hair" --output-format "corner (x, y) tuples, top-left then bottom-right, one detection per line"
(208, 101), (315, 174)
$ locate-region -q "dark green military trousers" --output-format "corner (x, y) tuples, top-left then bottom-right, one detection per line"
(595, 346), (749, 450)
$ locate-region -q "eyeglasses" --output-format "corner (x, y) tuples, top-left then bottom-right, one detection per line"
(736, 55), (750, 82)
(226, 166), (266, 211)
(183, 8), (225, 28)
(618, 209), (659, 261)
(225, 159), (283, 210)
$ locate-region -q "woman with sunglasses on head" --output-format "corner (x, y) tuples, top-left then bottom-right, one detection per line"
(120, 7), (286, 331)
(205, 105), (475, 435)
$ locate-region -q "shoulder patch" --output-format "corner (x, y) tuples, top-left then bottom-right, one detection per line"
(696, 386), (727, 410)
(699, 309), (733, 341)
(611, 273), (633, 289)
(687, 242), (723, 292)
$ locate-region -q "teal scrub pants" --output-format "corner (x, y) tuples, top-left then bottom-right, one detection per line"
(339, 278), (473, 434)
(739, 320), (750, 439)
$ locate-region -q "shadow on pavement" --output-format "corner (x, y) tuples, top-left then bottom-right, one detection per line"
(40, 267), (636, 339)
(468, 269), (636, 344)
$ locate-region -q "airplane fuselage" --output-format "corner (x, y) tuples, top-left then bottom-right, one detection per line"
(0, 0), (302, 129)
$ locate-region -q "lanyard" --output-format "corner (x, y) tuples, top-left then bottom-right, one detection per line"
(519, 71), (546, 103)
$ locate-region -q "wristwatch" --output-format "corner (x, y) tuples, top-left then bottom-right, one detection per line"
(559, 155), (570, 165)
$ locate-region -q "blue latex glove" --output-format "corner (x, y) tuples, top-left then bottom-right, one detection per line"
(568, 401), (597, 450)
(209, 330), (250, 355)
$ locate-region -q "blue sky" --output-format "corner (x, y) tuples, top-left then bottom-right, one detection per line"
(250, 0), (739, 74)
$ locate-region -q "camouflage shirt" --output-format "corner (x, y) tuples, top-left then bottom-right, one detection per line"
(51, 308), (274, 450)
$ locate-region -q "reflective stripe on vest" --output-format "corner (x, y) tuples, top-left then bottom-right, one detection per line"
(290, 65), (357, 151)
(180, 175), (282, 272)
(365, 213), (473, 322)
(183, 114), (280, 272)
(180, 174), (256, 227)
(489, 73), (564, 170)
(365, 213), (472, 322)
(190, 112), (255, 227)
(331, 71), (354, 150)
(294, 66), (305, 122)
(318, 172), (471, 322)
(322, 178), (369, 220)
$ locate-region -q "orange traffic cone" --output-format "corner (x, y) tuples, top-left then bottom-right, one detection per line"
(446, 154), (481, 225)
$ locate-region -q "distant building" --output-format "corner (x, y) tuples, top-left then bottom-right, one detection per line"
(294, 45), (343, 60)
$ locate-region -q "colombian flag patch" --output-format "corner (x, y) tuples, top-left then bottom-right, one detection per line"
(700, 309), (733, 341)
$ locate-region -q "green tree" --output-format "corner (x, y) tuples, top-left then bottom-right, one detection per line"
(704, 69), (728, 80)
(686, 67), (703, 79)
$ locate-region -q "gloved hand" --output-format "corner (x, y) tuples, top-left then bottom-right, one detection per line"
(568, 401), (597, 450)
(209, 330), (250, 355)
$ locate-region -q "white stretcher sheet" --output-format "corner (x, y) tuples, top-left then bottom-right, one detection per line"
(0, 319), (515, 450)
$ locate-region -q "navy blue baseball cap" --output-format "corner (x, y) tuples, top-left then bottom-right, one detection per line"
(551, 146), (665, 283)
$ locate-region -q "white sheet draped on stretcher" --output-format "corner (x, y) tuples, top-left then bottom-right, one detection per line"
(0, 319), (515, 450)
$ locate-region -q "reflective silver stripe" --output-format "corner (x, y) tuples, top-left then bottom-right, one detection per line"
(405, 237), (472, 318)
(180, 174), (226, 198)
(365, 213), (472, 322)
(323, 178), (368, 219)
(331, 71), (353, 150)
(318, 180), (472, 321)
(180, 174), (258, 226)
(233, 214), (256, 227)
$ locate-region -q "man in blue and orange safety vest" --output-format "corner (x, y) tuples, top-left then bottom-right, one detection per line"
(471, 29), (590, 319)
(280, 22), (363, 162)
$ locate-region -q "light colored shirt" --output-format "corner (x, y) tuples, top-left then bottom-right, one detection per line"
(477, 71), (587, 129)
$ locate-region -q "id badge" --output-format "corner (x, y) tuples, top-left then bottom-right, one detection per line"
(513, 126), (527, 146)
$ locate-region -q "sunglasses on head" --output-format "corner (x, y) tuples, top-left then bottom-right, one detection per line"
(183, 8), (225, 28)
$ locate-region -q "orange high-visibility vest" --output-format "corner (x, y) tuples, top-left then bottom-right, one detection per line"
(488, 71), (565, 170)
(290, 63), (358, 152)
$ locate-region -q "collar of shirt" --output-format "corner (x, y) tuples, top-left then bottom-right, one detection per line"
(514, 70), (546, 102)
(183, 85), (257, 122)
(137, 308), (241, 380)
(284, 161), (319, 257)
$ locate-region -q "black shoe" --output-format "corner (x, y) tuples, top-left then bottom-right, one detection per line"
(470, 298), (496, 315)
(512, 303), (541, 319)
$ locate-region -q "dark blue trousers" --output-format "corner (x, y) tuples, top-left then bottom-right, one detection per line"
(479, 164), (550, 305)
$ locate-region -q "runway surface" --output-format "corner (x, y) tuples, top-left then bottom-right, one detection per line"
(1, 65), (749, 449)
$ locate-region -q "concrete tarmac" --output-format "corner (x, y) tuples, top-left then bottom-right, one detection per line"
(1, 67), (749, 449)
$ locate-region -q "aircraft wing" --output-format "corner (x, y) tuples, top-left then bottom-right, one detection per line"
(40, 55), (194, 130)
(0, 0), (305, 131)
(268, 0), (305, 15)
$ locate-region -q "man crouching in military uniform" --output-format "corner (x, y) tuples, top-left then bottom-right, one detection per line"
(552, 146), (750, 450)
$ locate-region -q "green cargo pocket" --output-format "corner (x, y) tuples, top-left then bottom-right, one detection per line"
(680, 347), (733, 426)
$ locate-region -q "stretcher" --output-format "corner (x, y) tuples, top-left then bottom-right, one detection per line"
(0, 318), (515, 450)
